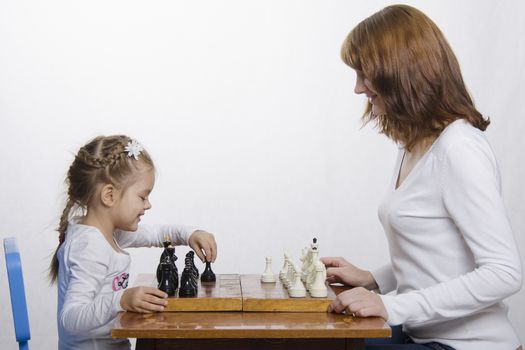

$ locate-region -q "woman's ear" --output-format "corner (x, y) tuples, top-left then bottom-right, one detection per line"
(100, 184), (117, 207)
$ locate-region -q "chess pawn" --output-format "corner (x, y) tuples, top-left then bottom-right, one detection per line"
(309, 261), (328, 298)
(261, 257), (276, 283)
(201, 261), (216, 282)
(288, 271), (306, 298)
(178, 267), (197, 298)
(158, 262), (177, 297)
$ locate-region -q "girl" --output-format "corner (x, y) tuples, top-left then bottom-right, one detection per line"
(322, 5), (522, 350)
(49, 135), (217, 350)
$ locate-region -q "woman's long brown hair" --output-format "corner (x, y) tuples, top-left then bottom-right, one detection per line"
(341, 4), (489, 150)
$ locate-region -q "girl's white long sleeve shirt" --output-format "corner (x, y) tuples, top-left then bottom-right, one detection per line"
(373, 119), (522, 350)
(57, 221), (196, 350)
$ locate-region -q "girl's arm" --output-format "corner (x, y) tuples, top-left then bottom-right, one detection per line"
(59, 234), (124, 336)
(381, 137), (522, 326)
(115, 225), (217, 262)
(115, 224), (196, 248)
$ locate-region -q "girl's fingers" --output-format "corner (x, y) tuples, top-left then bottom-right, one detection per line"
(208, 239), (217, 262)
(199, 239), (217, 262)
(194, 248), (206, 263)
(143, 293), (168, 306)
(143, 287), (168, 299)
(139, 300), (165, 313)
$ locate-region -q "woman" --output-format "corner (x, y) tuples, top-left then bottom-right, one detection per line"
(322, 5), (522, 350)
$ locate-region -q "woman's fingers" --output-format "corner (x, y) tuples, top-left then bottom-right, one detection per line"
(320, 256), (347, 267)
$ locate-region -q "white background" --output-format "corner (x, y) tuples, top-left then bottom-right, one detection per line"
(1, 1), (524, 348)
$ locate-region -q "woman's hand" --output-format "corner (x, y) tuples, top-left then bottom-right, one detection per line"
(120, 286), (168, 313)
(188, 230), (217, 263)
(320, 256), (378, 289)
(328, 287), (388, 320)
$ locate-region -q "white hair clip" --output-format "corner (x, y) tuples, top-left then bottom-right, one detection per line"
(124, 140), (144, 160)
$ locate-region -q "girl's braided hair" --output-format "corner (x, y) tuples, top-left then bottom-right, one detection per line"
(49, 135), (154, 284)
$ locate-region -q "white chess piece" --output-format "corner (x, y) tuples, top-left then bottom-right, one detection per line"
(279, 253), (289, 280)
(261, 256), (276, 283)
(309, 261), (328, 298)
(305, 250), (319, 290)
(285, 262), (294, 288)
(289, 271), (307, 298)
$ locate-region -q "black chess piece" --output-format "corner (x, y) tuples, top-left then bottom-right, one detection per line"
(185, 255), (199, 289)
(157, 245), (178, 291)
(201, 261), (216, 282)
(186, 251), (199, 277)
(158, 262), (177, 296)
(156, 239), (171, 282)
(178, 267), (197, 297)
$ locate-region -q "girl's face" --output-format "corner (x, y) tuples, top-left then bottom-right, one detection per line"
(112, 165), (155, 232)
(354, 70), (386, 116)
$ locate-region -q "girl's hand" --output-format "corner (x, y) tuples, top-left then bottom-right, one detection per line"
(188, 230), (217, 263)
(320, 256), (377, 289)
(120, 286), (168, 313)
(328, 287), (388, 320)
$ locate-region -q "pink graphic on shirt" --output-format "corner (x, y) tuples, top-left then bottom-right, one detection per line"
(112, 272), (129, 291)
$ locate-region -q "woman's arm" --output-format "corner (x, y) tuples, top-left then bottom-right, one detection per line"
(381, 137), (522, 326)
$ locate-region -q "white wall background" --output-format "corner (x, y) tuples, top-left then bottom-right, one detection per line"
(1, 0), (524, 348)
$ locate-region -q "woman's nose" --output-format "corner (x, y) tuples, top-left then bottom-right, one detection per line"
(354, 77), (367, 94)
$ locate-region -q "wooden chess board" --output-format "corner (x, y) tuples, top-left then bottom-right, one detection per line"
(134, 273), (242, 312)
(134, 273), (346, 312)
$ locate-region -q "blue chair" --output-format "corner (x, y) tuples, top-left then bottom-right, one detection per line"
(3, 237), (30, 350)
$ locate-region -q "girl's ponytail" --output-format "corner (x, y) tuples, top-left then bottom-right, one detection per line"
(49, 198), (74, 284)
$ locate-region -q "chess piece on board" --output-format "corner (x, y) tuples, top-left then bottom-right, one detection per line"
(178, 267), (198, 297)
(159, 235), (171, 260)
(279, 253), (289, 280)
(186, 251), (199, 277)
(261, 256), (276, 283)
(201, 261), (216, 282)
(289, 271), (307, 298)
(157, 244), (178, 290)
(312, 237), (319, 250)
(156, 237), (171, 283)
(309, 261), (328, 298)
(158, 262), (177, 296)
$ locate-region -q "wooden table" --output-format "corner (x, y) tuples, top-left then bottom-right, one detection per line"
(111, 274), (391, 349)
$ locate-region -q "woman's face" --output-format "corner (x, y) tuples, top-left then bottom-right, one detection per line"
(354, 70), (386, 116)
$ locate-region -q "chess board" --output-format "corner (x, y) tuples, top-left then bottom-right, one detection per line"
(134, 273), (346, 312)
(134, 273), (242, 312)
